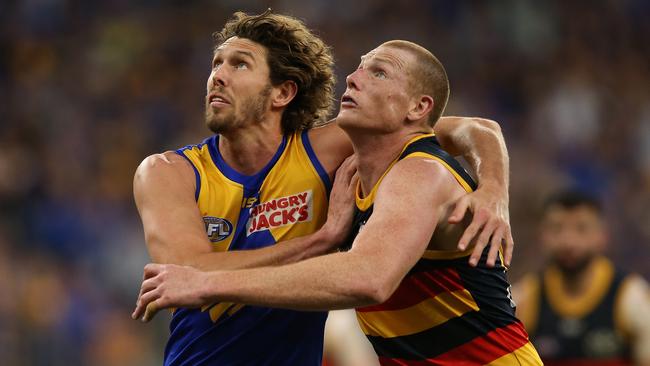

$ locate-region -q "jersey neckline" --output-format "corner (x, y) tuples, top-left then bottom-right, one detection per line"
(208, 134), (288, 189)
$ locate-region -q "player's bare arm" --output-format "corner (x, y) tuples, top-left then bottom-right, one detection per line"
(133, 152), (356, 271)
(311, 116), (513, 267)
(133, 156), (463, 321)
(616, 275), (650, 366)
(435, 116), (513, 267)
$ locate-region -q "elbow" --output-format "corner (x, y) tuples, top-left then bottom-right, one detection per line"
(476, 117), (502, 134)
(457, 116), (502, 135)
(355, 274), (397, 305)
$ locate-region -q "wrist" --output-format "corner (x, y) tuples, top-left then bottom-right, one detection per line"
(477, 179), (509, 197)
(199, 271), (221, 303)
(315, 223), (344, 251)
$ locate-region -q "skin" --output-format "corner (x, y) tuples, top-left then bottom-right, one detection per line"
(132, 44), (513, 322)
(512, 205), (650, 366)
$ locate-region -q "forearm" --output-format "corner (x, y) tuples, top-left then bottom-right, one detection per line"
(151, 226), (340, 271)
(189, 228), (337, 271)
(201, 252), (380, 311)
(434, 116), (509, 191)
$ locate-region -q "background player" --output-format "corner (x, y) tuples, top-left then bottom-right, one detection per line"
(513, 189), (650, 366)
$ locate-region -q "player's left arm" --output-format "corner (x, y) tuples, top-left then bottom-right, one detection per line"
(616, 275), (650, 366)
(132, 157), (459, 319)
(434, 116), (513, 267)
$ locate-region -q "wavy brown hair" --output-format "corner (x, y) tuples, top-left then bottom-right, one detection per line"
(214, 11), (335, 134)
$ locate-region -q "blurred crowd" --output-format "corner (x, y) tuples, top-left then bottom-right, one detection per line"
(1, 0), (648, 364)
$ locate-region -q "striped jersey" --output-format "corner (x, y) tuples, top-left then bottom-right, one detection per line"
(521, 256), (633, 366)
(169, 131), (331, 366)
(343, 134), (542, 365)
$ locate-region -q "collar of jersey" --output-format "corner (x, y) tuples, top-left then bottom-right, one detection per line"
(355, 133), (435, 211)
(208, 134), (288, 189)
(544, 255), (613, 318)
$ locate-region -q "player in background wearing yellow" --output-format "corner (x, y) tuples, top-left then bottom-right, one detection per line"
(133, 39), (540, 365)
(512, 190), (650, 366)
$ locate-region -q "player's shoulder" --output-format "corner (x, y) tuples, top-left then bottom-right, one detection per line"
(378, 156), (459, 203)
(619, 273), (650, 299)
(306, 121), (353, 175)
(138, 151), (189, 172)
(135, 151), (196, 187)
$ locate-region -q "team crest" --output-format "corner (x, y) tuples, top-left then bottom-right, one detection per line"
(203, 216), (233, 242)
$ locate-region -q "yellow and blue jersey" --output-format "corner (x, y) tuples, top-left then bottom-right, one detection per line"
(169, 130), (331, 366)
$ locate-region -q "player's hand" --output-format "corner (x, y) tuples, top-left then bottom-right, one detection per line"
(132, 263), (209, 322)
(320, 155), (359, 248)
(448, 183), (513, 268)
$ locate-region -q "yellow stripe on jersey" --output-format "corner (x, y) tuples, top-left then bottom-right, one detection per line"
(208, 302), (237, 322)
(356, 289), (479, 338)
(402, 152), (473, 193)
(486, 342), (543, 365)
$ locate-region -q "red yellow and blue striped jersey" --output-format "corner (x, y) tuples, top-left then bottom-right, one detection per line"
(343, 134), (543, 365)
(169, 130), (331, 366)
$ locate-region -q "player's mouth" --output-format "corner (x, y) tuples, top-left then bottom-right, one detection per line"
(341, 94), (357, 108)
(208, 92), (231, 108)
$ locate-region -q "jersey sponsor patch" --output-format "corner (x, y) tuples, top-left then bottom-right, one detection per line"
(203, 216), (233, 242)
(246, 190), (313, 236)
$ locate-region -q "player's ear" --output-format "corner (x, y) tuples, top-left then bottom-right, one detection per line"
(271, 80), (298, 108)
(406, 95), (434, 122)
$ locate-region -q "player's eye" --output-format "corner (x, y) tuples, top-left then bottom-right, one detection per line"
(235, 62), (248, 70)
(374, 70), (387, 79)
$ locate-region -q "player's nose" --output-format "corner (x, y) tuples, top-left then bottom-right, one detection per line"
(345, 69), (363, 91)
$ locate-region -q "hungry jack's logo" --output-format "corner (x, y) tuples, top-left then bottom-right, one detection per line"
(246, 190), (312, 236)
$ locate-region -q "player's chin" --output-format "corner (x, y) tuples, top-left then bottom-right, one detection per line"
(205, 111), (232, 131)
(335, 110), (359, 128)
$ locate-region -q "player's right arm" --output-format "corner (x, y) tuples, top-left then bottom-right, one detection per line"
(133, 152), (356, 271)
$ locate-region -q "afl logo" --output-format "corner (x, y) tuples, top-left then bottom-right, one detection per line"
(203, 217), (233, 242)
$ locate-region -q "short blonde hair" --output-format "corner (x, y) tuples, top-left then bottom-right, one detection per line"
(381, 40), (449, 126)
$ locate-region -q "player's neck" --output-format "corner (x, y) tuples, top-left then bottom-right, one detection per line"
(558, 258), (598, 297)
(218, 120), (284, 176)
(351, 130), (420, 197)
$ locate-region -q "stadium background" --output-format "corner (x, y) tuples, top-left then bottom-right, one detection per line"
(0, 0), (648, 364)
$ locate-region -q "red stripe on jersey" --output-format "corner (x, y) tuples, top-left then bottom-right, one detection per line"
(377, 322), (530, 365)
(358, 268), (465, 312)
